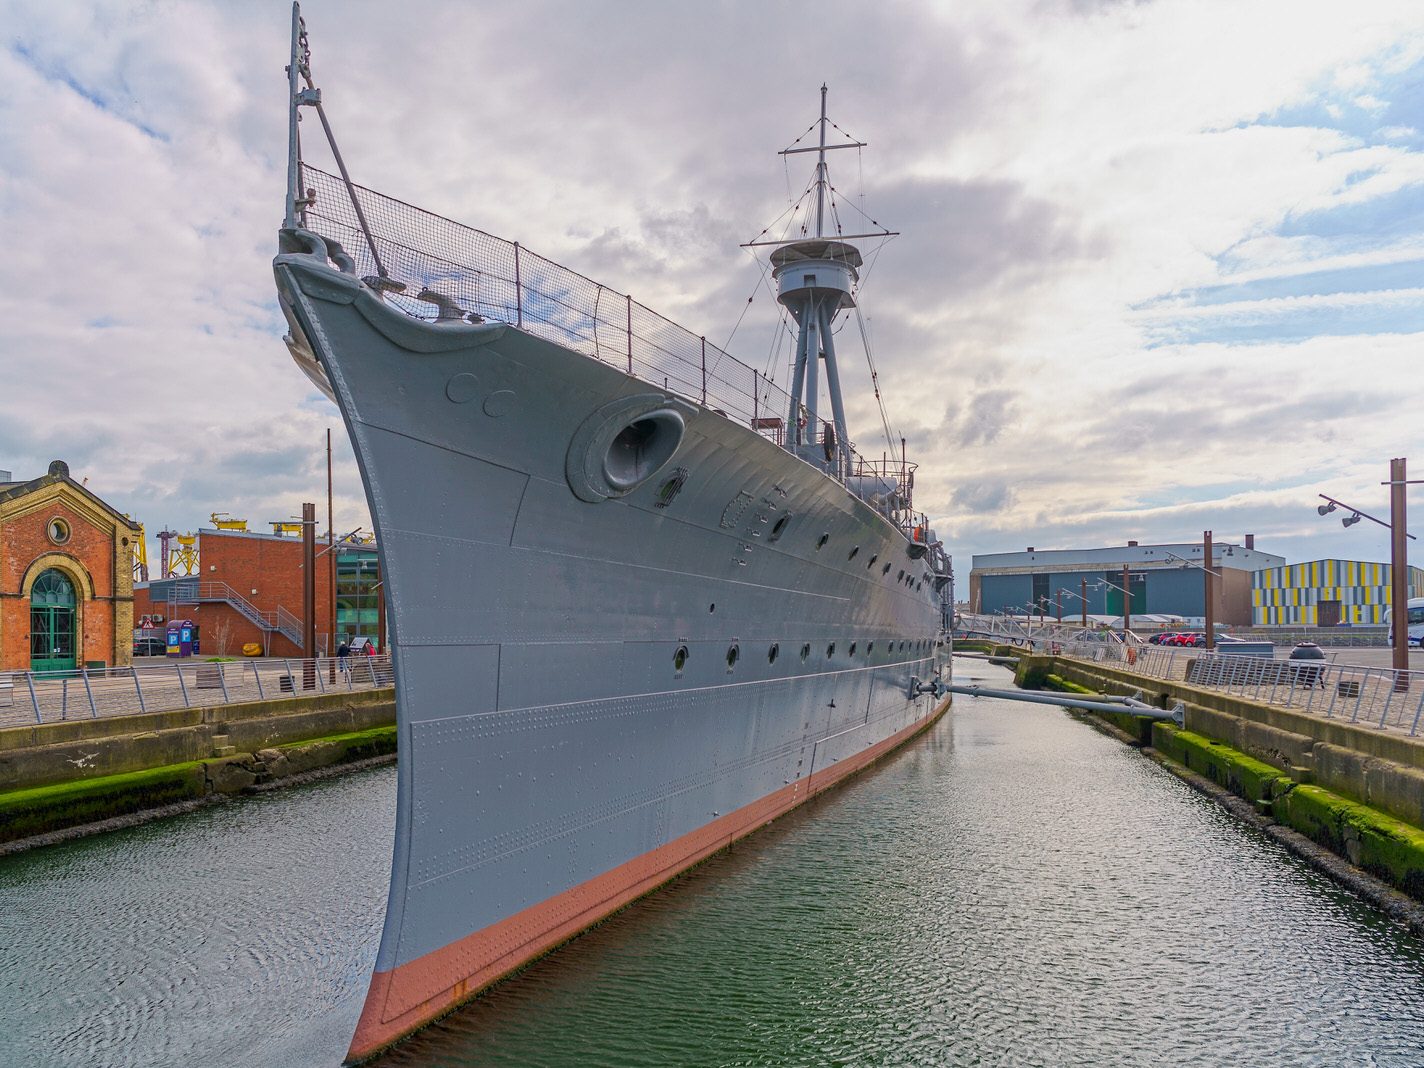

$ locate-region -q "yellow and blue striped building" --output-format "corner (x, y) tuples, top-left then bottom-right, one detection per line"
(1252, 559), (1424, 626)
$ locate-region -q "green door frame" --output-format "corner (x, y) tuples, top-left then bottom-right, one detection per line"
(30, 569), (78, 674)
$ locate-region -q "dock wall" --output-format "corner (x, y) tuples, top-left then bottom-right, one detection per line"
(0, 688), (395, 847)
(1017, 654), (1424, 903)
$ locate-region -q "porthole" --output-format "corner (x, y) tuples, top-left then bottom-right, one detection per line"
(882, 562), (892, 576)
(46, 517), (71, 545)
(674, 645), (689, 672)
(848, 546), (860, 561)
(800, 643), (811, 663)
(826, 642), (836, 659)
(726, 644), (740, 671)
(768, 642), (780, 664)
(867, 554), (878, 569)
(849, 642), (858, 657)
(770, 514), (791, 542)
(816, 533), (829, 551)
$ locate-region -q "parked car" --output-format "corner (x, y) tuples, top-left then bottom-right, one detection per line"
(132, 637), (166, 656)
(1163, 632), (1205, 647)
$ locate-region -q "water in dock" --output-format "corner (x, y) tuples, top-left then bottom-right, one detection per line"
(3, 657), (1423, 1066)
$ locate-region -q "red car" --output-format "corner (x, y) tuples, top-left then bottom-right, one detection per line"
(1162, 632), (1204, 647)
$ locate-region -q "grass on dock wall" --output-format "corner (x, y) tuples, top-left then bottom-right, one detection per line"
(0, 725), (399, 845)
(1276, 785), (1424, 899)
(1151, 723), (1424, 900)
(0, 763), (207, 842)
(1151, 725), (1293, 805)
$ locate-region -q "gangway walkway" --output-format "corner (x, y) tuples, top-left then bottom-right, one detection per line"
(0, 654), (394, 728)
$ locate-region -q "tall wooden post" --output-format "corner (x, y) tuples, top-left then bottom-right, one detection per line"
(302, 502), (316, 688)
(1391, 458), (1409, 688)
(1203, 529), (1215, 651)
(328, 428), (336, 680)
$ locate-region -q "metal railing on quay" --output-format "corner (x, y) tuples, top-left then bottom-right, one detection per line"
(1095, 647), (1424, 736)
(0, 655), (395, 729)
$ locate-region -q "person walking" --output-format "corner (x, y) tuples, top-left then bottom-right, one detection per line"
(337, 636), (351, 677)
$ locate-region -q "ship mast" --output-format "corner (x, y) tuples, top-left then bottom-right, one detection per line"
(766, 86), (867, 474)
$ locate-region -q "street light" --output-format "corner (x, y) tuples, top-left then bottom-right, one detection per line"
(1090, 577), (1134, 636)
(1057, 587), (1089, 628)
(1162, 537), (1219, 650)
(1316, 458), (1419, 685)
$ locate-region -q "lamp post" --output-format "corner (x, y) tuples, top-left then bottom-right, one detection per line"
(1095, 577), (1133, 637)
(1122, 564), (1132, 636)
(1389, 458), (1413, 685)
(1057, 587), (1088, 629)
(1318, 457), (1419, 685)
(1163, 543), (1223, 650)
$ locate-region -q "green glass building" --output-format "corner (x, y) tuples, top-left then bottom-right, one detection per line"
(335, 544), (383, 648)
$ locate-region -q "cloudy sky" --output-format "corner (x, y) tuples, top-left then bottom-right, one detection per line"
(3, 0), (1422, 575)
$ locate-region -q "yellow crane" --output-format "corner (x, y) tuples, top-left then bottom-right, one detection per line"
(169, 533), (199, 576)
(126, 521), (149, 586)
(270, 521), (305, 536)
(209, 512), (248, 531)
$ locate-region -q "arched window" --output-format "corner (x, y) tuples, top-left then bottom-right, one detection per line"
(30, 569), (77, 673)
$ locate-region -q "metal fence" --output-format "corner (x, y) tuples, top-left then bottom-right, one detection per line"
(295, 166), (927, 535)
(1128, 647), (1424, 735)
(0, 655), (395, 729)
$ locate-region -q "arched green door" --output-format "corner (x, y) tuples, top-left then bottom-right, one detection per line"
(30, 569), (77, 673)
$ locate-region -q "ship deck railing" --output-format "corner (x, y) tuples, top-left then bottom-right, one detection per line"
(295, 166), (930, 541)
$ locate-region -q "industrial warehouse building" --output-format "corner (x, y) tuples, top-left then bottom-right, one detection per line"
(0, 460), (140, 672)
(132, 525), (382, 658)
(1252, 559), (1424, 627)
(968, 539), (1286, 626)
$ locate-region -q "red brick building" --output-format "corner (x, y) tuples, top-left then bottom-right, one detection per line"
(133, 527), (382, 658)
(1, 460), (140, 672)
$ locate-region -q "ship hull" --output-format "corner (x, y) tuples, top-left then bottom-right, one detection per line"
(274, 248), (947, 1063)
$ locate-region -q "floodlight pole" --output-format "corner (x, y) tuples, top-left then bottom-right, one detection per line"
(1081, 577), (1088, 628)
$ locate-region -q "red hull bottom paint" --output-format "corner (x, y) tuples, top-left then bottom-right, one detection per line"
(347, 695), (951, 1063)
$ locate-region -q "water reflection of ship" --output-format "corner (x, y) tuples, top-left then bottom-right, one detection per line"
(271, 6), (952, 1061)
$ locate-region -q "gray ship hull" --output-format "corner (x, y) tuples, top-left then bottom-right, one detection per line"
(274, 246), (947, 1062)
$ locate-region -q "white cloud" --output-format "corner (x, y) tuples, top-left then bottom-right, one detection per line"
(1, 0), (1422, 576)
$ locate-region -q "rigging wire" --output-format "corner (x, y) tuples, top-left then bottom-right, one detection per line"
(854, 304), (900, 456)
